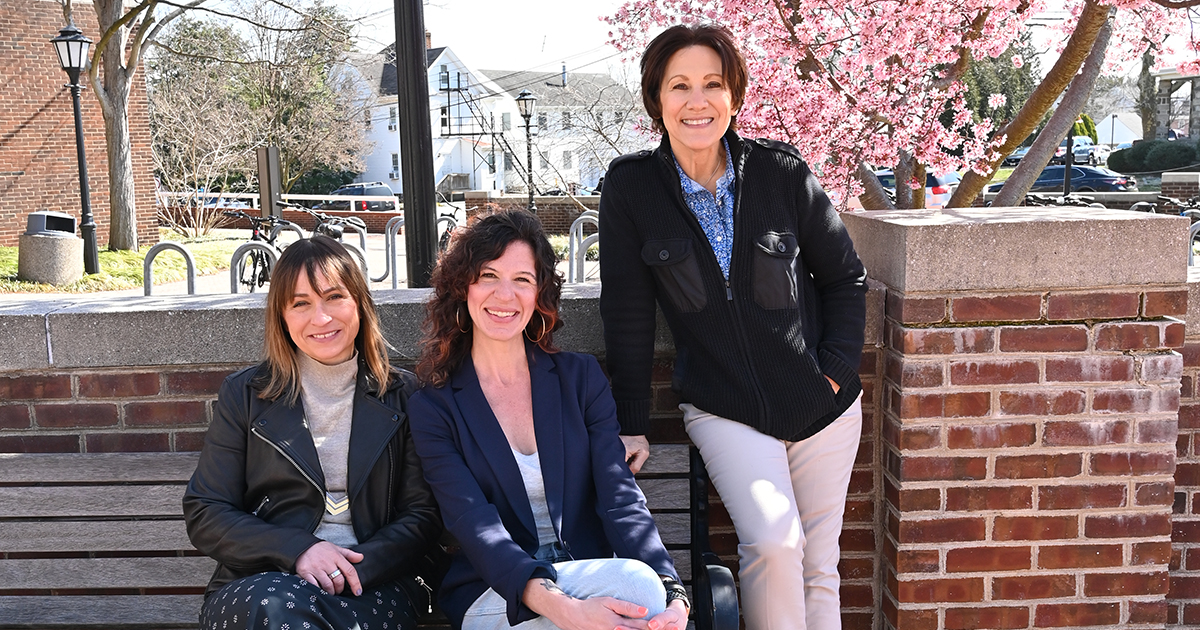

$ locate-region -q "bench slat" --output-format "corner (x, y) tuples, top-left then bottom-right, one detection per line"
(0, 485), (185, 519)
(0, 557), (214, 590)
(0, 453), (199, 485)
(652, 512), (689, 546)
(637, 478), (689, 510)
(637, 444), (689, 475)
(0, 521), (193, 553)
(0, 594), (203, 629)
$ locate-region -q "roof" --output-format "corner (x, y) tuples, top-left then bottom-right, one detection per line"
(478, 69), (636, 109)
(376, 45), (446, 96)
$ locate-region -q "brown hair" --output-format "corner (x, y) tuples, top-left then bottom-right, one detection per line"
(640, 24), (748, 135)
(416, 209), (563, 387)
(261, 236), (390, 403)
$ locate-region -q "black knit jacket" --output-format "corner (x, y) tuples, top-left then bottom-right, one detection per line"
(598, 130), (868, 442)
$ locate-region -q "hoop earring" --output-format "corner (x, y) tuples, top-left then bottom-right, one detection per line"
(524, 312), (548, 343)
(456, 305), (471, 333)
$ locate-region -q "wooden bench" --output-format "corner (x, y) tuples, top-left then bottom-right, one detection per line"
(0, 448), (736, 630)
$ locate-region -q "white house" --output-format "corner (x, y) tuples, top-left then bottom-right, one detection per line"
(479, 67), (647, 191)
(1096, 112), (1143, 147)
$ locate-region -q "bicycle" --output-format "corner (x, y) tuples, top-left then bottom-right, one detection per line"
(434, 192), (462, 253)
(1130, 195), (1200, 222)
(224, 210), (289, 293)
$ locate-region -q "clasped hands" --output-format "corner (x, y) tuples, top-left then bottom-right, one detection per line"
(523, 577), (687, 630)
(296, 540), (364, 596)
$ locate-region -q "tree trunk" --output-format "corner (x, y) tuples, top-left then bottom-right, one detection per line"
(913, 162), (927, 209)
(994, 13), (1113, 207)
(101, 89), (139, 250)
(855, 161), (896, 210)
(894, 151), (914, 209)
(1139, 48), (1157, 140)
(946, 0), (1111, 209)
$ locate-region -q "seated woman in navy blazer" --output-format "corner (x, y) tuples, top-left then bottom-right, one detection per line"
(408, 210), (689, 630)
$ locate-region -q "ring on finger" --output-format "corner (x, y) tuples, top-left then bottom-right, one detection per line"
(329, 569), (342, 579)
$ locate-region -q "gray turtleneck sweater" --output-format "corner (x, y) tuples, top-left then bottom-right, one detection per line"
(297, 351), (358, 548)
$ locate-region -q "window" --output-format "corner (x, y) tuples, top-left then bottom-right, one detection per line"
(388, 106), (397, 130)
(486, 152), (495, 174)
(440, 106), (449, 134)
(439, 64), (450, 90)
(540, 153), (549, 170)
(391, 154), (400, 171)
(562, 112), (572, 129)
(537, 113), (547, 130)
(502, 112), (512, 131)
(613, 111), (624, 125)
(364, 109), (372, 129)
(504, 151), (513, 170)
(563, 150), (573, 169)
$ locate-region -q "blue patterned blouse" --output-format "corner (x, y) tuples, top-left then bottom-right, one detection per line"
(674, 138), (735, 279)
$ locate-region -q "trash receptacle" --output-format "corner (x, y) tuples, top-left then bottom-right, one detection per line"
(18, 211), (83, 285)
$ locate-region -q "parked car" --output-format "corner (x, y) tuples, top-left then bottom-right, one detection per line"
(1002, 147), (1030, 167)
(314, 182), (397, 211)
(1073, 140), (1109, 165)
(986, 165), (1137, 194)
(874, 169), (961, 208)
(1050, 135), (1096, 165)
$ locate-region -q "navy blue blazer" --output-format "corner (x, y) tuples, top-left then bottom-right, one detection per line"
(408, 345), (677, 629)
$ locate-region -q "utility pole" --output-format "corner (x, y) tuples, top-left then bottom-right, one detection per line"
(393, 0), (437, 287)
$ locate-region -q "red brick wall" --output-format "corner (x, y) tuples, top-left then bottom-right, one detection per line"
(0, 0), (157, 248)
(882, 288), (1183, 628)
(467, 196), (600, 235)
(1174, 324), (1200, 626)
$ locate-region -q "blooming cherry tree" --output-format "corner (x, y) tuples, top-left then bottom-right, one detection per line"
(607, 0), (1199, 209)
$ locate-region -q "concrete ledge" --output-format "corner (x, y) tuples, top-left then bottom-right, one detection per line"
(0, 283), (677, 369)
(842, 207), (1189, 293)
(1163, 172), (1200, 185)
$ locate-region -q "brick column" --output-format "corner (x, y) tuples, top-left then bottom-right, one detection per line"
(1173, 267), (1200, 626)
(844, 208), (1188, 629)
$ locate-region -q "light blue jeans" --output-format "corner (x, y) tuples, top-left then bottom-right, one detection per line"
(462, 547), (666, 630)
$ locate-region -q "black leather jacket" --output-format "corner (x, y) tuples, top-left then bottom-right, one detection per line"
(183, 361), (442, 600)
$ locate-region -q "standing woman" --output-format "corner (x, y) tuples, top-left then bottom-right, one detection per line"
(184, 236), (442, 630)
(599, 24), (868, 630)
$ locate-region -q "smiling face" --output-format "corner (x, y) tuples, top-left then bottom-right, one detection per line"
(283, 270), (360, 365)
(659, 45), (736, 160)
(466, 240), (538, 346)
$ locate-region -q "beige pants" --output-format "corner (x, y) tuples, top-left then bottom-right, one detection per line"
(683, 397), (863, 630)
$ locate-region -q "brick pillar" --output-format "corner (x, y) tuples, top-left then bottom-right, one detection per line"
(1174, 268), (1200, 626)
(844, 208), (1188, 629)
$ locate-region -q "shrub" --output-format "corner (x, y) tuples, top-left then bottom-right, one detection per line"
(1145, 141), (1199, 172)
(1107, 148), (1131, 173)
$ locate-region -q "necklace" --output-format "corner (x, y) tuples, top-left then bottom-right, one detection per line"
(700, 159), (723, 189)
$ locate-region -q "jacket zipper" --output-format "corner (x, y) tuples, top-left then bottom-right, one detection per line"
(414, 576), (434, 613)
(251, 495), (270, 517)
(252, 426), (325, 532)
(663, 141), (770, 424)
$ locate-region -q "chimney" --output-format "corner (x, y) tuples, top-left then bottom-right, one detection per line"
(425, 31), (432, 49)
(561, 63), (567, 87)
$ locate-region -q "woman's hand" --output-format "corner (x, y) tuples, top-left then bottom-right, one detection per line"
(296, 541), (364, 596)
(619, 435), (651, 474)
(647, 600), (688, 630)
(825, 375), (841, 394)
(523, 577), (651, 630)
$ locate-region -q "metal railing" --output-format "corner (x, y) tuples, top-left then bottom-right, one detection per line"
(568, 211), (598, 283)
(143, 242), (197, 296)
(384, 216), (405, 287)
(229, 242), (281, 294)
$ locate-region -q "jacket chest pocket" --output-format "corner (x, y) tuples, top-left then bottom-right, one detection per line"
(753, 232), (799, 310)
(641, 239), (707, 313)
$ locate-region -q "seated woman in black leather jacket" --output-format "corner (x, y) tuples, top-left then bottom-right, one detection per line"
(183, 236), (442, 630)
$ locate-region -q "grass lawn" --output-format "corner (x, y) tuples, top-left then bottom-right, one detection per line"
(0, 231), (242, 293)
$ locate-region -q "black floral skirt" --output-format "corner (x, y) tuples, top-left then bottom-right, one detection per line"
(199, 572), (417, 630)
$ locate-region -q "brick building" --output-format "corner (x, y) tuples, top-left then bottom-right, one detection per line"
(0, 0), (157, 249)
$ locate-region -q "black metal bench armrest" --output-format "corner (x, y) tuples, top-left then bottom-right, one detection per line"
(689, 446), (740, 630)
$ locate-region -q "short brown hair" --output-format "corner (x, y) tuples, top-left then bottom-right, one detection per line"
(416, 210), (563, 387)
(261, 236), (390, 403)
(640, 24), (748, 135)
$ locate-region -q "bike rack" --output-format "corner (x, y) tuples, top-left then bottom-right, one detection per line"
(437, 214), (459, 235)
(568, 211), (599, 283)
(342, 222), (368, 252)
(270, 220), (306, 244)
(1189, 221), (1200, 266)
(340, 242), (370, 281)
(378, 216), (404, 285)
(229, 242), (281, 293)
(143, 242), (197, 296)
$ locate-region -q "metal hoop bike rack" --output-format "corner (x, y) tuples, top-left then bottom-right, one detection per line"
(568, 211), (599, 283)
(378, 216), (404, 285)
(1189, 221), (1200, 266)
(143, 242), (197, 296)
(269, 220), (306, 243)
(229, 242), (281, 294)
(341, 242), (370, 282)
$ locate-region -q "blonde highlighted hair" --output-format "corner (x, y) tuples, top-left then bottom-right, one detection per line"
(261, 236), (390, 403)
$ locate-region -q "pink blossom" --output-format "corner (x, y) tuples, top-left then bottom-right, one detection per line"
(988, 93), (1007, 109)
(1011, 54), (1024, 68)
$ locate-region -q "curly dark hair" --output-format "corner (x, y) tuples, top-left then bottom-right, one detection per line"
(416, 209), (564, 387)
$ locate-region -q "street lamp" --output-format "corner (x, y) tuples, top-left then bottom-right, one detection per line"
(50, 20), (98, 275)
(1111, 113), (1118, 150)
(516, 89), (537, 213)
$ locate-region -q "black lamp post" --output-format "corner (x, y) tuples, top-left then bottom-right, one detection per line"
(51, 21), (98, 275)
(516, 89), (537, 213)
(1111, 113), (1118, 150)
